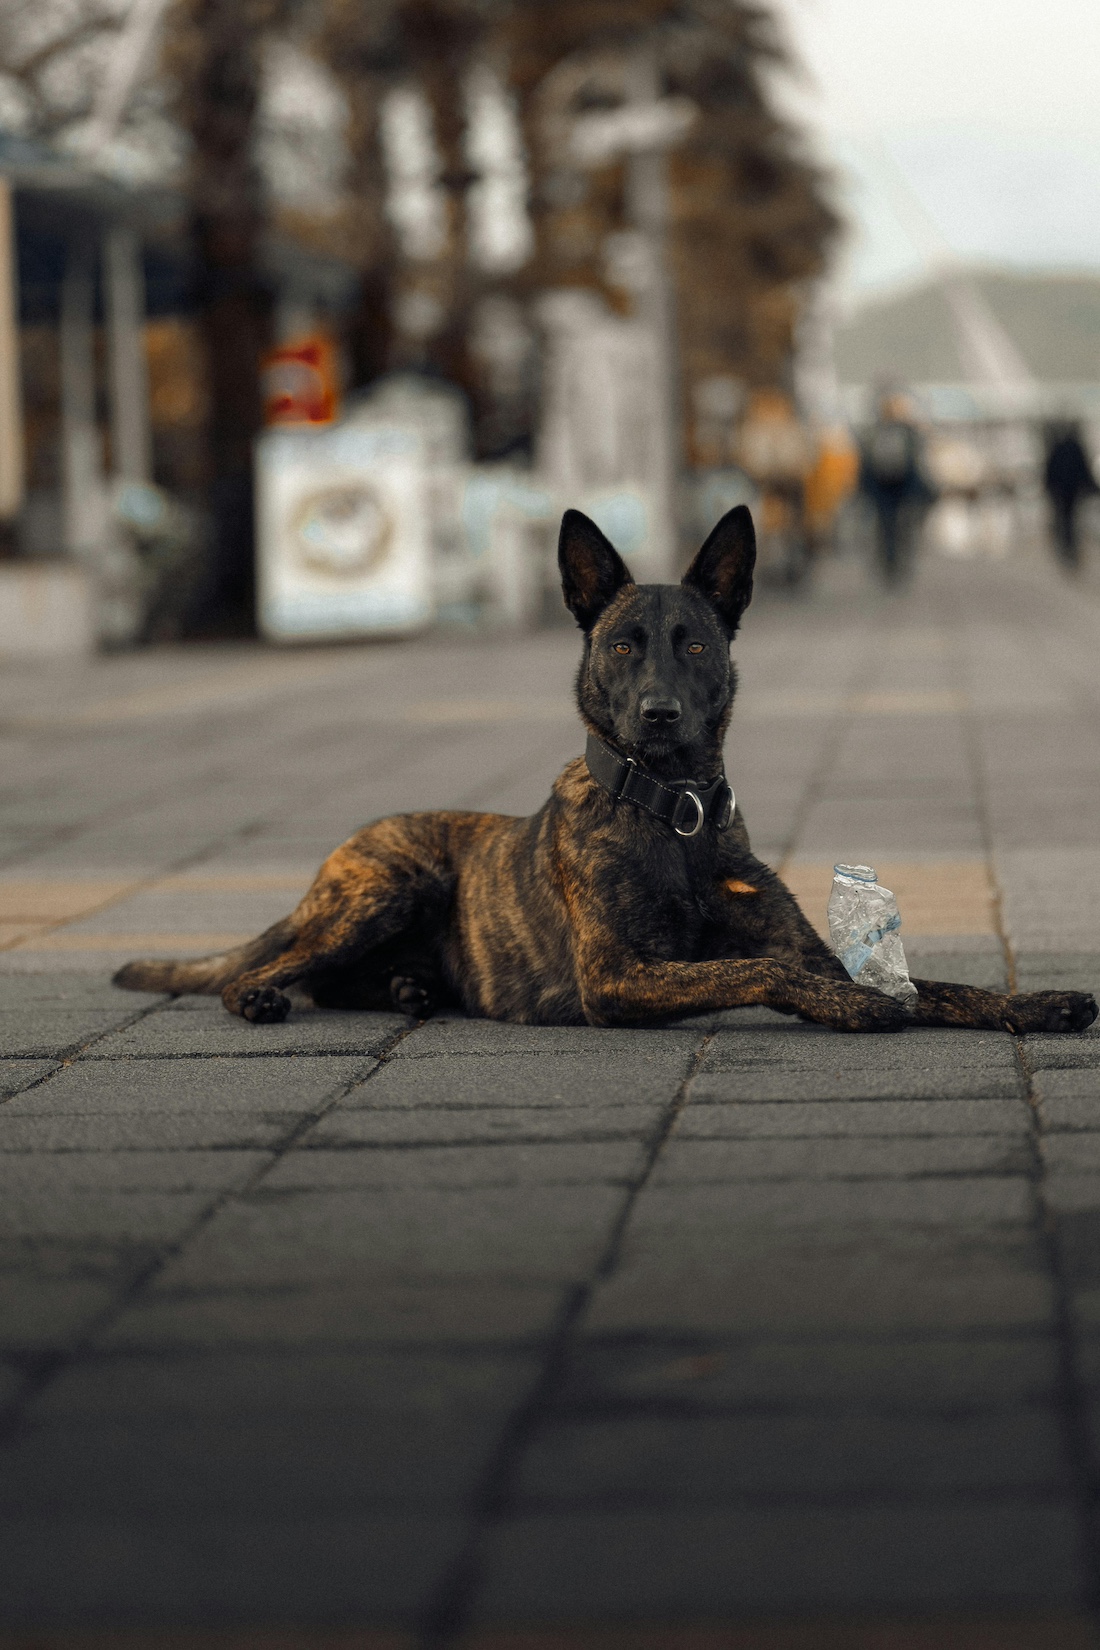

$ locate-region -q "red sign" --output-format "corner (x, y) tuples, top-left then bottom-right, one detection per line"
(261, 335), (340, 426)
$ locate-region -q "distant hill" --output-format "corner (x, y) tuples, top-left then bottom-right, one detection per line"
(835, 270), (1100, 387)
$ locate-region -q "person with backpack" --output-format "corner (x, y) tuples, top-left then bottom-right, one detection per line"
(860, 391), (934, 583)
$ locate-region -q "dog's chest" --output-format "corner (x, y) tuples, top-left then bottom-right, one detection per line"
(609, 833), (728, 958)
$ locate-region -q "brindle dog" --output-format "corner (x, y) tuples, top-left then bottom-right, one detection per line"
(116, 507), (1097, 1037)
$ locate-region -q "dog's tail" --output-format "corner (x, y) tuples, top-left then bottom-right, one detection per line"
(113, 918), (296, 997)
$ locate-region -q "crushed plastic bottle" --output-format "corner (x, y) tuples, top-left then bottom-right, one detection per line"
(827, 863), (918, 1008)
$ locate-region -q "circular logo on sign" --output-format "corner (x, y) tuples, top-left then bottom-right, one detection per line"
(292, 485), (392, 577)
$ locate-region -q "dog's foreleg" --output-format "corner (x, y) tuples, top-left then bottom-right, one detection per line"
(911, 979), (1097, 1034)
(579, 956), (911, 1032)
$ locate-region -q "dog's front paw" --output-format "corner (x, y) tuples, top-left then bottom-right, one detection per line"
(238, 985), (291, 1024)
(1004, 990), (1098, 1035)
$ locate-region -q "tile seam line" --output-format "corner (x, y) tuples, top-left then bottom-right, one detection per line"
(1016, 1032), (1100, 1616)
(415, 1031), (715, 1648)
(0, 1018), (420, 1440)
(0, 989), (174, 1109)
(942, 594), (1100, 1611)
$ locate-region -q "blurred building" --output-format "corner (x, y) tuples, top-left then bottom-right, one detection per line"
(836, 269), (1100, 423)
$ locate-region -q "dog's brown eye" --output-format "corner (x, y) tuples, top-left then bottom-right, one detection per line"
(687, 643), (705, 655)
(612, 642), (631, 655)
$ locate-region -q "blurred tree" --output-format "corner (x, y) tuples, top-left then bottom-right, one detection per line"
(494, 0), (838, 463)
(0, 0), (126, 141)
(315, 1), (489, 381)
(161, 0), (289, 631)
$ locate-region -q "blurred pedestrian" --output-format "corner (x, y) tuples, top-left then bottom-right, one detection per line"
(1043, 421), (1098, 568)
(734, 388), (813, 586)
(859, 391), (933, 584)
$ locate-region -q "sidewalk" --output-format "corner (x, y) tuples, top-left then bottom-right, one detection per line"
(1, 544), (1099, 1647)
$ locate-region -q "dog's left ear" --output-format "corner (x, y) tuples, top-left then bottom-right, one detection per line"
(681, 504), (756, 635)
(558, 509), (634, 631)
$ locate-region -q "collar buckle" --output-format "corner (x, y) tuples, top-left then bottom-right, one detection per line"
(672, 788), (705, 837)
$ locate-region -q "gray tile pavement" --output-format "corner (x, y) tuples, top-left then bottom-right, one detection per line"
(1, 551), (1100, 1639)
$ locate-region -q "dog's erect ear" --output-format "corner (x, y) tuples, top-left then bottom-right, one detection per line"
(681, 504), (756, 635)
(558, 509), (634, 631)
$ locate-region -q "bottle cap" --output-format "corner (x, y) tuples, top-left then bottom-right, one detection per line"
(834, 864), (877, 882)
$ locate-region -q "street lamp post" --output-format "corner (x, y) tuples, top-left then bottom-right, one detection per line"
(569, 58), (696, 577)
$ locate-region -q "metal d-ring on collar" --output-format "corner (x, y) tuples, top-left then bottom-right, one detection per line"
(584, 733), (735, 836)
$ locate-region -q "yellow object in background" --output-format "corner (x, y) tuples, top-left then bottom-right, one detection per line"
(805, 424), (859, 535)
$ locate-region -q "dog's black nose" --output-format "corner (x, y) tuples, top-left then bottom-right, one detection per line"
(641, 696), (682, 725)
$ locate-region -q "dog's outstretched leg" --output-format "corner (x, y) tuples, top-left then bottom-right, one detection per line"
(911, 979), (1097, 1034)
(579, 954), (912, 1031)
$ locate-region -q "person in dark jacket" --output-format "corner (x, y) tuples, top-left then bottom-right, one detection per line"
(1044, 422), (1098, 566)
(859, 392), (934, 583)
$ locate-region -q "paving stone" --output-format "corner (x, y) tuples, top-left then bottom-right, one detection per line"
(556, 1334), (1059, 1413)
(0, 1275), (122, 1353)
(1015, 953), (1100, 993)
(904, 951), (1009, 989)
(1, 1054), (375, 1115)
(0, 1512), (462, 1625)
(308, 1104), (661, 1147)
(0, 1008), (143, 1058)
(1039, 1097), (1100, 1133)
(31, 1347), (539, 1419)
(512, 1410), (1069, 1503)
(266, 1142), (646, 1189)
(337, 1053), (689, 1112)
(1042, 1175), (1100, 1213)
(138, 1183), (625, 1290)
(1071, 1339), (1100, 1391)
(585, 1230), (1053, 1337)
(622, 1176), (1032, 1228)
(0, 1112), (300, 1150)
(0, 1059), (55, 1097)
(653, 1136), (1028, 1183)
(474, 1501), (1085, 1617)
(1041, 1136), (1100, 1171)
(1034, 1069), (1100, 1100)
(1023, 1033), (1100, 1071)
(82, 1007), (405, 1059)
(701, 1028), (1020, 1075)
(676, 1098), (1029, 1138)
(0, 973), (164, 1009)
(0, 1358), (23, 1408)
(691, 1068), (1024, 1101)
(0, 1412), (505, 1512)
(0, 1150), (271, 1196)
(100, 1279), (565, 1350)
(0, 1188), (226, 1244)
(392, 1018), (702, 1061)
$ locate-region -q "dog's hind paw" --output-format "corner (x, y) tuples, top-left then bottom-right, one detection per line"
(238, 985), (291, 1024)
(1004, 990), (1098, 1035)
(390, 974), (437, 1018)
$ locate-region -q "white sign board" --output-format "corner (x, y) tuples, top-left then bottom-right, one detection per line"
(256, 424), (433, 642)
(537, 291), (671, 579)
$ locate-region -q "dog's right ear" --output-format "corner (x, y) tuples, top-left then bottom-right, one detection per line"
(558, 510), (634, 631)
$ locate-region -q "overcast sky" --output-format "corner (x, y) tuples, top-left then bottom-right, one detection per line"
(771, 0), (1100, 306)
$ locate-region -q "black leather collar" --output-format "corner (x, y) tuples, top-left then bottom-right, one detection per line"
(585, 733), (734, 837)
